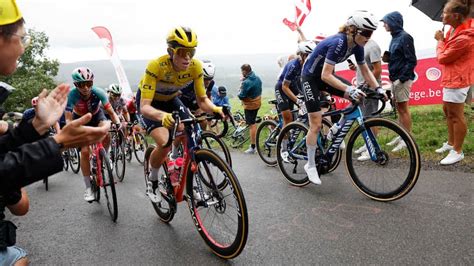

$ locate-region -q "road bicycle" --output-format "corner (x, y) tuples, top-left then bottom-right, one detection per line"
(62, 147), (81, 174)
(228, 113), (262, 149)
(109, 128), (126, 182)
(89, 138), (118, 222)
(276, 90), (421, 202)
(124, 121), (148, 165)
(144, 111), (248, 259)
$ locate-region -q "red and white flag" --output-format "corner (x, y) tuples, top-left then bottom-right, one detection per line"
(91, 26), (133, 99)
(282, 0), (312, 31)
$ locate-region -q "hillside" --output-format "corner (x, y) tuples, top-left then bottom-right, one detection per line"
(56, 53), (284, 97)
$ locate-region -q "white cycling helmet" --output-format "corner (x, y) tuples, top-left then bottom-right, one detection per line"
(297, 40), (316, 55)
(202, 60), (215, 79)
(346, 10), (378, 31)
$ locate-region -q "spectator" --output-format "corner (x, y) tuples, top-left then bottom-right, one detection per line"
(434, 0), (474, 165)
(381, 11), (417, 152)
(213, 86), (230, 109)
(0, 0), (109, 264)
(238, 64), (262, 154)
(348, 39), (383, 161)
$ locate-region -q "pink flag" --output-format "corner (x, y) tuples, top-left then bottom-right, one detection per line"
(282, 0), (312, 31)
(91, 26), (133, 99)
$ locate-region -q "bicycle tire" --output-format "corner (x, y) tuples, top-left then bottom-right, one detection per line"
(69, 148), (81, 174)
(113, 131), (126, 182)
(202, 131), (232, 167)
(144, 145), (176, 223)
(62, 151), (69, 171)
(210, 119), (229, 138)
(133, 132), (148, 165)
(186, 149), (248, 259)
(276, 121), (310, 186)
(125, 138), (132, 162)
(256, 120), (280, 166)
(99, 148), (118, 222)
(345, 117), (421, 201)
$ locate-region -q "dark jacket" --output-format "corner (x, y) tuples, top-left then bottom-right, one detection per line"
(382, 11), (417, 82)
(0, 119), (63, 195)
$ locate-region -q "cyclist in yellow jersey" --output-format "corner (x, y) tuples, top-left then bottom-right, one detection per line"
(136, 26), (223, 203)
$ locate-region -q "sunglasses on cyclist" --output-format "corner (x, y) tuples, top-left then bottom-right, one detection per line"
(111, 93), (121, 97)
(172, 47), (196, 58)
(357, 29), (374, 38)
(75, 81), (93, 88)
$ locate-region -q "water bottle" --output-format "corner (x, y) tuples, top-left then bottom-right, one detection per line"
(327, 122), (341, 142)
(168, 157), (184, 187)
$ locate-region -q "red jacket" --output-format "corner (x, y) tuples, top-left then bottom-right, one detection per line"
(436, 19), (474, 88)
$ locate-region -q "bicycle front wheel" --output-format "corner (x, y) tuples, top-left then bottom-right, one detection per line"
(276, 121), (310, 186)
(133, 132), (148, 165)
(113, 132), (126, 182)
(69, 148), (81, 174)
(100, 148), (118, 222)
(186, 149), (248, 259)
(256, 120), (280, 166)
(345, 117), (421, 201)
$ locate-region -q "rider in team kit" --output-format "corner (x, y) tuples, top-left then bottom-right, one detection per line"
(301, 11), (386, 185)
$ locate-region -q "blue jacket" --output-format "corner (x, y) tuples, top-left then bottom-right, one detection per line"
(382, 11), (417, 82)
(238, 71), (262, 100)
(213, 95), (230, 109)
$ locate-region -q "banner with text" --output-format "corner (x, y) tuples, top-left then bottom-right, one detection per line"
(332, 57), (464, 109)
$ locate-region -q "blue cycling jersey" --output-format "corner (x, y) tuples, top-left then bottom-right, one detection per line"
(278, 58), (303, 95)
(302, 33), (365, 76)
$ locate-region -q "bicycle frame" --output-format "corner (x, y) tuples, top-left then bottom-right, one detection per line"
(91, 142), (105, 187)
(287, 96), (383, 166)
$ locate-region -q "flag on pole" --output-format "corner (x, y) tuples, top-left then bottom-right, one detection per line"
(282, 0), (312, 31)
(91, 26), (133, 99)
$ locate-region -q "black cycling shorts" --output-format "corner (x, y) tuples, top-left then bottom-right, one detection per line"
(301, 75), (348, 113)
(136, 90), (190, 134)
(274, 83), (295, 112)
(244, 109), (259, 125)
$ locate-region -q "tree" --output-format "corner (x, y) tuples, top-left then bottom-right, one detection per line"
(0, 29), (59, 112)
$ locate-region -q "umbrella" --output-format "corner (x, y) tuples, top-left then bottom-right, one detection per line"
(411, 0), (447, 22)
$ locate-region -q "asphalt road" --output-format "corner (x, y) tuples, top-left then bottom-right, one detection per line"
(8, 152), (473, 264)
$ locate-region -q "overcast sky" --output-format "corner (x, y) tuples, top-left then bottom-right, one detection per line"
(19, 0), (443, 63)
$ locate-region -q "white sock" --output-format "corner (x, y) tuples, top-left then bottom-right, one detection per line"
(83, 175), (91, 188)
(306, 143), (317, 168)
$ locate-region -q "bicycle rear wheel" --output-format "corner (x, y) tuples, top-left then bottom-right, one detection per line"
(144, 145), (176, 223)
(256, 120), (279, 166)
(202, 131), (232, 167)
(69, 148), (81, 174)
(276, 121), (310, 186)
(186, 149), (248, 259)
(345, 117), (421, 201)
(99, 148), (118, 222)
(133, 132), (148, 165)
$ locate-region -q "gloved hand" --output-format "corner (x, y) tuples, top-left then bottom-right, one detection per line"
(296, 98), (305, 108)
(346, 86), (366, 101)
(375, 86), (388, 101)
(162, 112), (175, 128)
(212, 106), (224, 118)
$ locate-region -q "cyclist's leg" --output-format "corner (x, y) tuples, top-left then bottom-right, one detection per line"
(277, 89), (294, 154)
(301, 76), (325, 184)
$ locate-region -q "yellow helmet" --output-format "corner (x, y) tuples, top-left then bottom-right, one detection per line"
(0, 0), (23, 26)
(166, 26), (198, 48)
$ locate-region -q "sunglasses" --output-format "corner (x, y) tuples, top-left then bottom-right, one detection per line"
(357, 29), (374, 38)
(75, 81), (93, 88)
(172, 47), (196, 58)
(9, 32), (31, 48)
(111, 93), (121, 97)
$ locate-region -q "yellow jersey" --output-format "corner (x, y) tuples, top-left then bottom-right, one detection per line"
(139, 55), (206, 102)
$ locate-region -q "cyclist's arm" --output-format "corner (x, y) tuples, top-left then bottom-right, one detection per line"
(104, 105), (121, 124)
(282, 81), (298, 103)
(140, 98), (168, 121)
(358, 63), (380, 89)
(321, 63), (351, 91)
(196, 95), (217, 114)
(122, 105), (130, 122)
